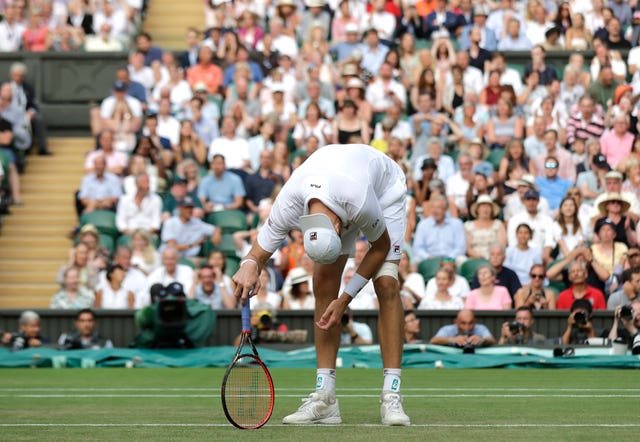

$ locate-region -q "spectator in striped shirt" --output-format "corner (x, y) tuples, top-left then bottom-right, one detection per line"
(566, 95), (605, 146)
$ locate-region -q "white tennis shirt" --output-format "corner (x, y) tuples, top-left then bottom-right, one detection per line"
(257, 144), (406, 254)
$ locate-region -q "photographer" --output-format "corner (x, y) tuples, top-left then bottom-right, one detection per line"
(607, 300), (640, 350)
(513, 264), (556, 310)
(58, 309), (113, 350)
(1, 311), (49, 352)
(498, 306), (546, 345)
(233, 302), (289, 346)
(340, 308), (373, 346)
(561, 299), (596, 345)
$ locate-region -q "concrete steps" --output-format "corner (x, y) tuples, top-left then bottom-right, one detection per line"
(0, 137), (89, 308)
(143, 0), (204, 50)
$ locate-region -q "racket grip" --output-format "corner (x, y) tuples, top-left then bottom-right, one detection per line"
(241, 299), (251, 332)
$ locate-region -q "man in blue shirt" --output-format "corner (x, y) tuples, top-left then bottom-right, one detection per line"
(161, 196), (221, 258)
(78, 155), (122, 213)
(535, 156), (572, 212)
(412, 195), (466, 261)
(360, 28), (388, 75)
(497, 17), (532, 51)
(429, 309), (496, 348)
(197, 154), (245, 213)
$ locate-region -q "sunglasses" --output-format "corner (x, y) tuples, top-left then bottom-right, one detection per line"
(544, 162), (558, 169)
(441, 257), (455, 263)
(530, 274), (545, 279)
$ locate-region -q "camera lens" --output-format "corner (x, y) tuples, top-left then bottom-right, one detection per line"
(341, 314), (349, 326)
(508, 321), (522, 334)
(574, 311), (587, 326)
(620, 305), (634, 321)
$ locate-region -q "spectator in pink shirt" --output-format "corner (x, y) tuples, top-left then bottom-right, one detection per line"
(465, 265), (513, 310)
(600, 112), (634, 169)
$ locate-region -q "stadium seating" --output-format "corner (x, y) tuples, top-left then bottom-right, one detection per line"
(206, 210), (248, 233)
(417, 257), (442, 282)
(486, 148), (505, 171)
(458, 258), (489, 283)
(79, 210), (119, 238)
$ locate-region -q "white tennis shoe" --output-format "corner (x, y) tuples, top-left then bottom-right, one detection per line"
(380, 391), (411, 426)
(282, 391), (342, 424)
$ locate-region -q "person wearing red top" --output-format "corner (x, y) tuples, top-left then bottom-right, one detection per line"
(556, 260), (607, 310)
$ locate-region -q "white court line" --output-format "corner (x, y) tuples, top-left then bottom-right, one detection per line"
(5, 394), (640, 399)
(1, 423), (640, 428)
(2, 387), (640, 392)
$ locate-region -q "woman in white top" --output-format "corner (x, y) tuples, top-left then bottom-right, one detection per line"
(418, 267), (464, 310)
(552, 196), (584, 260)
(130, 228), (161, 275)
(283, 267), (315, 310)
(94, 264), (134, 309)
(422, 258), (470, 302)
(249, 268), (283, 310)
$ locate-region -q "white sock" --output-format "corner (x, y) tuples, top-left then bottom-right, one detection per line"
(316, 368), (336, 396)
(383, 368), (401, 393)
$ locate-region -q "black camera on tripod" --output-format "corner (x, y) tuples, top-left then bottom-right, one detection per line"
(574, 310), (589, 326)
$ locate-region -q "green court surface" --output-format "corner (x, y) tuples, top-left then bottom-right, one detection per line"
(0, 368), (638, 441)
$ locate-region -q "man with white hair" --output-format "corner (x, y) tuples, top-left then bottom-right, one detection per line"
(1, 311), (47, 351)
(147, 246), (195, 294)
(8, 62), (51, 155)
(233, 144), (411, 426)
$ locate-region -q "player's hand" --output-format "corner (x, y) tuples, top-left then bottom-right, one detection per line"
(231, 261), (260, 305)
(316, 295), (351, 330)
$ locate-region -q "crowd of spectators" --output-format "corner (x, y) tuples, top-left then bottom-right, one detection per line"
(4, 0), (640, 348)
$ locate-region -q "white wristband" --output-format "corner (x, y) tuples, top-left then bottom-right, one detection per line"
(344, 273), (369, 298)
(239, 258), (258, 270)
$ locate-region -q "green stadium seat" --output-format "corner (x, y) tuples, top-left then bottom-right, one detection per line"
(206, 210), (248, 233)
(79, 210), (118, 237)
(458, 258), (489, 283)
(486, 148), (505, 171)
(290, 149), (308, 165)
(225, 256), (240, 277)
(116, 233), (160, 249)
(202, 232), (237, 258)
(0, 149), (11, 189)
(179, 257), (196, 269)
(98, 234), (115, 255)
(417, 257), (442, 282)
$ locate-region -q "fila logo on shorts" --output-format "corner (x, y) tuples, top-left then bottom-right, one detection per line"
(310, 232), (318, 241)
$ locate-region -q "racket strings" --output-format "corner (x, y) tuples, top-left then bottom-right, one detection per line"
(225, 355), (272, 427)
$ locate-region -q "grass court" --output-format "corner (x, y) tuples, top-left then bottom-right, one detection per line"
(1, 367), (638, 441)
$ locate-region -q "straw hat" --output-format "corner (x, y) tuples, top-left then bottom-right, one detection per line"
(598, 192), (630, 215)
(470, 195), (500, 219)
(288, 267), (310, 285)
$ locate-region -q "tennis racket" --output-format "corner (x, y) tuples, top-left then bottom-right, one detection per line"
(221, 301), (275, 429)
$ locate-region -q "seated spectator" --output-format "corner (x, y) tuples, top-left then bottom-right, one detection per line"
(595, 192), (637, 247)
(556, 260), (607, 310)
(91, 81), (143, 146)
(465, 264), (513, 310)
(292, 102), (333, 149)
(249, 269), (284, 310)
(123, 155), (159, 196)
(57, 309), (113, 350)
(190, 264), (236, 309)
(398, 250), (425, 309)
(507, 189), (555, 264)
(498, 306), (546, 345)
(1, 79), (33, 158)
(198, 154), (246, 213)
(22, 6), (53, 52)
(130, 229), (161, 276)
(115, 173), (162, 235)
(207, 117), (251, 172)
(333, 98), (370, 145)
(429, 309), (496, 349)
(607, 300), (640, 349)
(513, 263), (557, 310)
(84, 22), (124, 52)
(497, 17), (532, 51)
(412, 195), (467, 262)
(505, 223), (543, 286)
(243, 150), (283, 221)
(535, 156), (573, 213)
(147, 246), (195, 295)
(0, 96), (23, 205)
(425, 257), (471, 302)
(186, 43), (223, 96)
(552, 195), (586, 260)
(57, 242), (99, 292)
(94, 264), (135, 309)
(0, 3), (26, 51)
(608, 267), (640, 310)
(174, 120), (207, 167)
(84, 130), (128, 176)
(418, 267), (464, 310)
(403, 310), (422, 344)
(601, 112), (635, 170)
(151, 63), (193, 117)
(503, 175), (551, 222)
(50, 267), (95, 309)
(591, 217), (629, 288)
(445, 152), (474, 219)
(162, 176), (204, 221)
(465, 196), (507, 260)
(205, 250), (235, 293)
(282, 267), (314, 310)
(340, 308), (373, 346)
(561, 299), (597, 344)
(471, 243), (522, 299)
(1, 310), (48, 352)
(78, 155), (122, 214)
(161, 196), (221, 258)
(484, 97), (524, 150)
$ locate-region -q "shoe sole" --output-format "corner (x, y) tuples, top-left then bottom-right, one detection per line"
(382, 419), (411, 426)
(282, 416), (342, 425)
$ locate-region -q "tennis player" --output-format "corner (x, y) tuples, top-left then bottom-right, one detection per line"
(232, 144), (410, 426)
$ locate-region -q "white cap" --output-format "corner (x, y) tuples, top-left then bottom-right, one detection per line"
(299, 213), (341, 264)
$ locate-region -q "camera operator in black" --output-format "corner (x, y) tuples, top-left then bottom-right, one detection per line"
(607, 300), (640, 350)
(340, 307), (373, 345)
(58, 309), (113, 350)
(1, 310), (49, 352)
(561, 299), (596, 344)
(498, 306), (546, 345)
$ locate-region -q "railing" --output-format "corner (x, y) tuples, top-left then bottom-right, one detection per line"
(0, 309), (616, 348)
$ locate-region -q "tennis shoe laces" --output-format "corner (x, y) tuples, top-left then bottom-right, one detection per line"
(380, 391), (410, 426)
(282, 391), (342, 424)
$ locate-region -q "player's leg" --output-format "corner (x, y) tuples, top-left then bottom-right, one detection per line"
(282, 255), (348, 425)
(376, 181), (411, 426)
